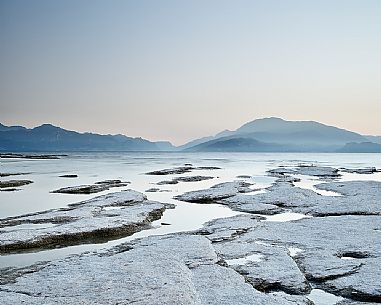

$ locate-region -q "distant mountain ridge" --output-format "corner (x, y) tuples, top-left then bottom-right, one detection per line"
(1, 118), (380, 152)
(0, 123), (174, 152)
(183, 117), (379, 153)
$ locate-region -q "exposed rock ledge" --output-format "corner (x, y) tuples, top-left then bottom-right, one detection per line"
(176, 167), (381, 217)
(51, 179), (130, 194)
(0, 190), (173, 252)
(0, 234), (312, 305)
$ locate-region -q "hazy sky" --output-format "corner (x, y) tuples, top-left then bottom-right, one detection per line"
(1, 0), (381, 144)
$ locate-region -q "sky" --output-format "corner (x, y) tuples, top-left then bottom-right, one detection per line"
(1, 0), (381, 145)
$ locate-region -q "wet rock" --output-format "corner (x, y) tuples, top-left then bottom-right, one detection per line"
(59, 174), (78, 178)
(0, 173), (30, 177)
(237, 175), (251, 178)
(0, 188), (20, 192)
(340, 167), (378, 174)
(0, 180), (33, 188)
(145, 187), (160, 192)
(175, 181), (252, 203)
(196, 166), (221, 170)
(337, 300), (380, 305)
(146, 166), (194, 175)
(0, 234), (312, 305)
(146, 165), (221, 175)
(0, 190), (173, 252)
(157, 175), (214, 185)
(145, 188), (171, 193)
(0, 153), (66, 159)
(51, 179), (129, 194)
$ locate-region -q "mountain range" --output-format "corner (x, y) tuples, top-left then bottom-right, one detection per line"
(1, 118), (381, 152)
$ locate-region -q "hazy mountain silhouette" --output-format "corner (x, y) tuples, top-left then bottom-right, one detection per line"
(1, 118), (380, 152)
(365, 135), (381, 145)
(338, 142), (381, 153)
(183, 117), (376, 152)
(0, 123), (174, 152)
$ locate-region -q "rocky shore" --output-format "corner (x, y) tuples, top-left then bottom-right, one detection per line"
(0, 164), (380, 304)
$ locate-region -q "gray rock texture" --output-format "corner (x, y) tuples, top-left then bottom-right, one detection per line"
(0, 234), (312, 305)
(0, 190), (172, 252)
(199, 214), (380, 302)
(157, 175), (214, 185)
(51, 179), (129, 194)
(146, 165), (221, 175)
(0, 180), (33, 188)
(175, 181), (253, 203)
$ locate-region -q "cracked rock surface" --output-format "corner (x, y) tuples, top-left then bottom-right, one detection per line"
(0, 190), (172, 252)
(199, 214), (381, 302)
(177, 171), (381, 217)
(0, 234), (312, 305)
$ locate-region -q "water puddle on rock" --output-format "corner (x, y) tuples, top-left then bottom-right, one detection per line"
(288, 247), (303, 257)
(263, 212), (311, 222)
(226, 253), (263, 265)
(307, 289), (343, 305)
(293, 175), (342, 197)
(0, 199), (241, 269)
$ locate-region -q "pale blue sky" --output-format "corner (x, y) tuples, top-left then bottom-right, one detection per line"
(1, 0), (381, 144)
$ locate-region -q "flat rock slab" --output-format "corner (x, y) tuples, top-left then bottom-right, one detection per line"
(157, 175), (214, 185)
(179, 174), (381, 216)
(0, 180), (33, 188)
(0, 190), (172, 252)
(58, 174), (78, 178)
(340, 167), (378, 174)
(146, 165), (221, 175)
(0, 173), (30, 177)
(175, 181), (253, 203)
(0, 234), (312, 305)
(268, 165), (341, 179)
(0, 153), (66, 159)
(204, 214), (381, 302)
(51, 179), (130, 194)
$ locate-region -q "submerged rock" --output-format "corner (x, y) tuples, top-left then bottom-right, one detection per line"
(0, 190), (173, 252)
(51, 179), (129, 194)
(0, 180), (33, 188)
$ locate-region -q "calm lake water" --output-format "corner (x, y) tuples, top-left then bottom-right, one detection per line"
(1, 152), (380, 304)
